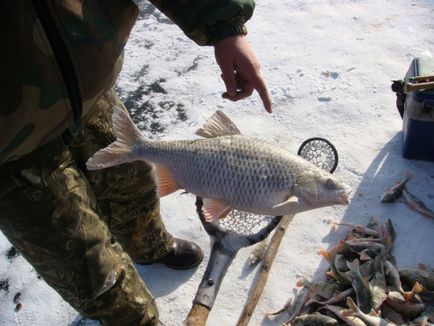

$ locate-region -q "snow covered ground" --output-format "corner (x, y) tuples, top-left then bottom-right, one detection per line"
(1, 0), (434, 325)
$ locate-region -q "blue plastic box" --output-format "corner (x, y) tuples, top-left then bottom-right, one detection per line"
(401, 57), (434, 161)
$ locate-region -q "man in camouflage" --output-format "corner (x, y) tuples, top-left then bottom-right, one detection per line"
(0, 1), (271, 325)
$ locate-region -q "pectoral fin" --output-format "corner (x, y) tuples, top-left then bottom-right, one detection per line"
(202, 198), (232, 222)
(155, 164), (181, 197)
(272, 197), (300, 214)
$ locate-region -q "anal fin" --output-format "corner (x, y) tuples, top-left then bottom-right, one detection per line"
(202, 198), (232, 222)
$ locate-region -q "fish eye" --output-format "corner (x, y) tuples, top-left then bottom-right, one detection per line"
(326, 179), (336, 189)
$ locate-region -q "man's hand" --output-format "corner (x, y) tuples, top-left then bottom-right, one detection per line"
(214, 35), (272, 113)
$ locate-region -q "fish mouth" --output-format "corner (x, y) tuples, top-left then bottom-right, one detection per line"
(337, 192), (351, 205)
(297, 189), (351, 208)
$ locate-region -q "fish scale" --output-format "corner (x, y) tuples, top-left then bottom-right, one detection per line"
(87, 108), (351, 221)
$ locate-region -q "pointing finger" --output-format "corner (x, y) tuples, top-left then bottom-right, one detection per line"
(251, 74), (272, 113)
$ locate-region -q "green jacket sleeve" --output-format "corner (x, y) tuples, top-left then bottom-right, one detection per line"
(148, 0), (255, 45)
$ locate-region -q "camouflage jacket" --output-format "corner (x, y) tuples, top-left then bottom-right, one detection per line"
(0, 0), (254, 165)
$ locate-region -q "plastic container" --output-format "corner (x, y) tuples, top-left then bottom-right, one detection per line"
(401, 57), (434, 161)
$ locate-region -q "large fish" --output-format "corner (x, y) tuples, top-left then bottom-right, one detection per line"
(86, 108), (351, 222)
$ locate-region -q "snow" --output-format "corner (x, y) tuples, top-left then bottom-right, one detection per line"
(1, 0), (434, 325)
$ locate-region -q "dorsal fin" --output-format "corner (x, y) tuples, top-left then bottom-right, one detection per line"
(195, 110), (242, 138)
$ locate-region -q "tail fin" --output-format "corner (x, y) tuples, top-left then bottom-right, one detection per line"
(86, 106), (145, 170)
(346, 258), (361, 274)
(346, 297), (362, 315)
(403, 281), (424, 301)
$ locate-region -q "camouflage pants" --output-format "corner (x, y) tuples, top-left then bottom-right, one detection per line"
(0, 90), (174, 325)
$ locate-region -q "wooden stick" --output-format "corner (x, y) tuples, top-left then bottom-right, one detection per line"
(236, 214), (295, 326)
(184, 303), (210, 326)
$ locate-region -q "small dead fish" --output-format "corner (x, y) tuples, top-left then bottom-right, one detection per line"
(380, 219), (395, 252)
(346, 259), (373, 314)
(384, 261), (406, 295)
(266, 298), (292, 317)
(399, 268), (434, 292)
(402, 188), (434, 219)
(342, 240), (386, 257)
(369, 272), (387, 310)
(248, 238), (268, 266)
(296, 278), (338, 301)
(345, 297), (397, 326)
(385, 295), (425, 320)
(329, 221), (381, 238)
(319, 242), (351, 286)
(311, 288), (354, 306)
(380, 174), (413, 203)
(384, 262), (420, 301)
(335, 254), (350, 277)
(266, 286), (310, 320)
(345, 236), (384, 244)
(289, 313), (338, 326)
(320, 304), (367, 326)
(286, 287), (311, 321)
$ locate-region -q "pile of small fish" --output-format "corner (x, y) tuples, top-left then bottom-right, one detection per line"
(266, 217), (434, 325)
